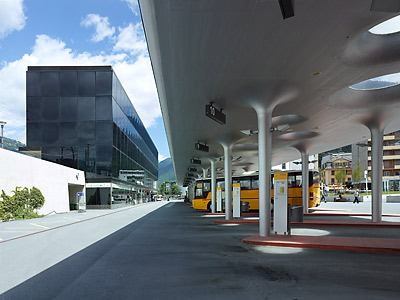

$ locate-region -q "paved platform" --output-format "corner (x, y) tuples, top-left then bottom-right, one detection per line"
(2, 201), (400, 299)
(242, 234), (400, 254)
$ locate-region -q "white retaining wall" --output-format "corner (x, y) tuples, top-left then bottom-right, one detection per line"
(0, 148), (85, 215)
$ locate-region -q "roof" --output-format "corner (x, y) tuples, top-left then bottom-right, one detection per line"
(321, 153), (352, 165)
(139, 1), (400, 184)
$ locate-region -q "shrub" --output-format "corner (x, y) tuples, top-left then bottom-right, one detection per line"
(0, 186), (45, 221)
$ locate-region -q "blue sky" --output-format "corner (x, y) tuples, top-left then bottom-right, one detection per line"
(0, 0), (170, 161)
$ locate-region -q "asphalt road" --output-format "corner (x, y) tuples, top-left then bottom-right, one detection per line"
(1, 201), (400, 300)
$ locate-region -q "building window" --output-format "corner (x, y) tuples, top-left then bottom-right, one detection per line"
(384, 161), (392, 169)
(331, 170), (335, 176)
(331, 178), (335, 184)
(282, 163), (286, 170)
(384, 171), (391, 176)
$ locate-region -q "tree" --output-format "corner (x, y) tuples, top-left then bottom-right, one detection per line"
(171, 184), (180, 195)
(352, 163), (362, 183)
(335, 168), (346, 188)
(0, 186), (45, 221)
(158, 181), (179, 195)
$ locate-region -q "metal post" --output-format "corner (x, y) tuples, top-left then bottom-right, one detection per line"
(370, 126), (383, 222)
(256, 108), (272, 237)
(223, 144), (233, 220)
(301, 150), (309, 214)
(0, 121), (6, 149)
(210, 159), (216, 213)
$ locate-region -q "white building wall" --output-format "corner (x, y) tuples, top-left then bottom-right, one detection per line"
(0, 148), (85, 215)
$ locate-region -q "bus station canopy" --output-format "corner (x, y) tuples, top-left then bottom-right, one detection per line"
(139, 0), (400, 184)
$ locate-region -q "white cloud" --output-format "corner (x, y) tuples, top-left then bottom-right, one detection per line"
(114, 23), (147, 55)
(0, 0), (26, 39)
(122, 0), (139, 16)
(158, 154), (167, 162)
(81, 14), (115, 42)
(0, 34), (161, 143)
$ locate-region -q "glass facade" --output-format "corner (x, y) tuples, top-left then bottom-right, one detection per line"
(26, 66), (158, 206)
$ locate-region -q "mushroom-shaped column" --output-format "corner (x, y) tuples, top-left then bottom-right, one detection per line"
(370, 125), (384, 222)
(255, 106), (273, 236)
(210, 158), (217, 213)
(280, 132), (320, 214)
(222, 143), (233, 220)
(301, 151), (310, 213)
(361, 116), (386, 223)
(236, 81), (300, 236)
(330, 84), (400, 222)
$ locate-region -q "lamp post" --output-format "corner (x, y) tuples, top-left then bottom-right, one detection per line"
(0, 121), (6, 149)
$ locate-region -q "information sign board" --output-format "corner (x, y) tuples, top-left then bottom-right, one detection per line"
(217, 187), (222, 212)
(233, 183), (241, 218)
(273, 173), (288, 235)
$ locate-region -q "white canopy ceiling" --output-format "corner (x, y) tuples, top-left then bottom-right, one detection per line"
(139, 0), (400, 184)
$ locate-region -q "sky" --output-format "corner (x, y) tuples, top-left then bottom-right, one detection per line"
(0, 0), (170, 162)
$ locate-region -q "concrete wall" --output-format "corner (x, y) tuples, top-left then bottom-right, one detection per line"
(0, 148), (85, 215)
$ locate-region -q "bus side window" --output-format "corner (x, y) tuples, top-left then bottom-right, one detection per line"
(296, 175), (302, 187)
(251, 177), (259, 189)
(240, 179), (251, 190)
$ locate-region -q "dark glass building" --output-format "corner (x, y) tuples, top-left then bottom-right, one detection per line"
(26, 66), (158, 208)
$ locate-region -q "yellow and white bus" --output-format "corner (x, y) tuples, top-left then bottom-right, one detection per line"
(192, 170), (320, 211)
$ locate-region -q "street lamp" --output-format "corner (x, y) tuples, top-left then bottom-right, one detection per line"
(0, 121), (6, 149)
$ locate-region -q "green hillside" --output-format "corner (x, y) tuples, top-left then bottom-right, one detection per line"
(1, 137), (25, 152)
(157, 157), (176, 187)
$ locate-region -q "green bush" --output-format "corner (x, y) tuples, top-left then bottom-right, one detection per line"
(0, 186), (45, 221)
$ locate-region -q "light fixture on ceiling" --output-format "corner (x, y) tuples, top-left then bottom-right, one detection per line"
(270, 123), (289, 132)
(240, 129), (258, 136)
(312, 72), (321, 76)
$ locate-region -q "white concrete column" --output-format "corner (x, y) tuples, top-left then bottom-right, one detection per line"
(202, 168), (207, 179)
(256, 108), (272, 237)
(210, 159), (216, 213)
(223, 144), (233, 220)
(370, 126), (383, 222)
(301, 150), (309, 214)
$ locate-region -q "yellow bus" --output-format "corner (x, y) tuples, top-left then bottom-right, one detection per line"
(192, 170), (320, 211)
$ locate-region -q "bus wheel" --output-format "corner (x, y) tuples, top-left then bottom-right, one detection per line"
(207, 202), (211, 212)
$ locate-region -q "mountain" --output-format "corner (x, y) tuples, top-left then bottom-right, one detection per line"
(1, 137), (25, 152)
(157, 157), (176, 187)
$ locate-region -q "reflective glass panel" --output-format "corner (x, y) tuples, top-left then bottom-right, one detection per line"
(41, 72), (59, 97)
(96, 121), (113, 145)
(42, 97), (59, 121)
(27, 97), (41, 122)
(27, 122), (42, 146)
(60, 122), (78, 145)
(78, 71), (95, 96)
(27, 72), (41, 97)
(60, 72), (78, 96)
(60, 97), (78, 121)
(96, 71), (112, 95)
(78, 122), (95, 146)
(78, 97), (95, 121)
(42, 123), (59, 145)
(96, 96), (112, 121)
